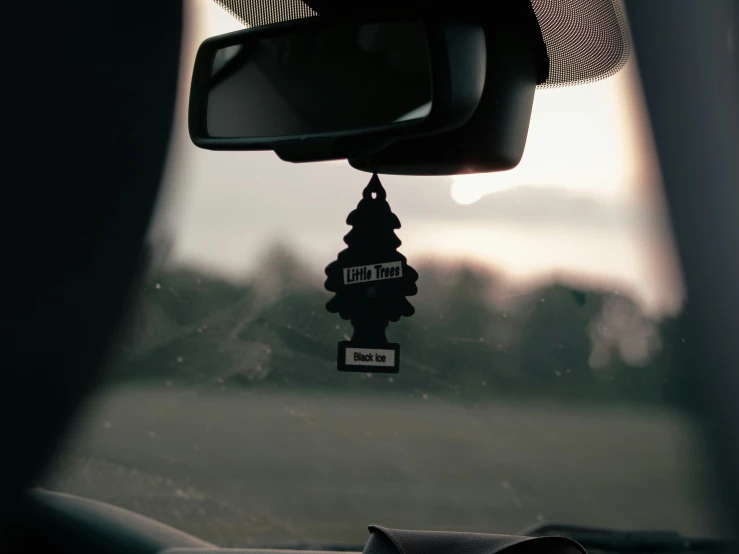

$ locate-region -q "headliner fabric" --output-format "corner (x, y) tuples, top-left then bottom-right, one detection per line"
(532, 0), (631, 87)
(213, 0), (317, 28)
(213, 0), (631, 87)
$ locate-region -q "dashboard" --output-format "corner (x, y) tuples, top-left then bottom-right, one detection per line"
(6, 490), (583, 554)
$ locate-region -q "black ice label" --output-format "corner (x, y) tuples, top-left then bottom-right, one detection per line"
(345, 347), (396, 367)
(337, 341), (400, 373)
(343, 261), (403, 285)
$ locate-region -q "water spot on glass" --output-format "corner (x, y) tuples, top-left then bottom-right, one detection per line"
(202, 324), (208, 330)
(155, 283), (161, 290)
(497, 344), (503, 349)
(537, 514), (544, 522)
(335, 324), (340, 330)
(193, 444), (200, 451)
(565, 368), (571, 374)
(388, 377), (394, 383)
(176, 356), (184, 363)
(220, 386), (225, 391)
(393, 431), (400, 438)
(287, 323), (292, 329)
(479, 337), (484, 342)
(554, 370), (562, 377)
(343, 333), (351, 341)
(422, 393), (428, 400)
(265, 347), (272, 354)
(681, 338), (686, 343)
(311, 311), (316, 316)
(366, 373), (372, 378)
(540, 298), (545, 303)
(502, 313), (507, 318)
(148, 431), (157, 438)
(481, 381), (487, 386)
(103, 421), (111, 429)
(216, 377), (224, 384)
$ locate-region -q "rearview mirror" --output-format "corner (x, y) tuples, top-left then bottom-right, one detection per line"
(189, 16), (486, 161)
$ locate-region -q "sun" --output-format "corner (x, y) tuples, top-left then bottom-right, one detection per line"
(450, 61), (649, 206)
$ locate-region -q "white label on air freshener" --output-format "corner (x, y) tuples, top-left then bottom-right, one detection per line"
(343, 261), (403, 285)
(345, 347), (396, 367)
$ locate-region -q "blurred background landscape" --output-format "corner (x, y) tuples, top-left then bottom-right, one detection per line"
(43, 247), (713, 548)
(114, 246), (691, 405)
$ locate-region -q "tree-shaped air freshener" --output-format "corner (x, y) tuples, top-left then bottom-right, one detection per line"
(325, 173), (418, 373)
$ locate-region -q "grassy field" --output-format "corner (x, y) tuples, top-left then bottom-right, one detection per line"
(45, 386), (717, 548)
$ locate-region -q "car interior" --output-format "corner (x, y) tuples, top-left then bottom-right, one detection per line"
(2, 1), (738, 553)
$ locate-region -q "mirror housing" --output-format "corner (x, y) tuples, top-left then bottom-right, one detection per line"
(188, 15), (486, 162)
(350, 1), (547, 175)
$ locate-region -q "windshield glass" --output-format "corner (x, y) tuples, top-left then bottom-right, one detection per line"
(43, 1), (717, 548)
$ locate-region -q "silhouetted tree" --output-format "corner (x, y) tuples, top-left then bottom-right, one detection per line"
(324, 174), (418, 345)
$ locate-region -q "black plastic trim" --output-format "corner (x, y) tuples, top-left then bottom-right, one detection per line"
(14, 489), (213, 554)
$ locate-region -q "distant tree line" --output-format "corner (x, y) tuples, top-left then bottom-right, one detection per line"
(111, 245), (694, 406)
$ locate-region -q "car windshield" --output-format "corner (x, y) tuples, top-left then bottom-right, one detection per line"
(43, 1), (717, 548)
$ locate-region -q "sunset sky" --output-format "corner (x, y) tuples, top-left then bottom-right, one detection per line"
(153, 0), (685, 317)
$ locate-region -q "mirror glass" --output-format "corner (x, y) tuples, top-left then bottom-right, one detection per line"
(206, 21), (433, 138)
